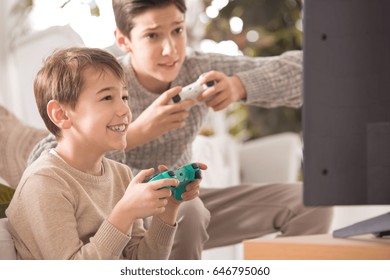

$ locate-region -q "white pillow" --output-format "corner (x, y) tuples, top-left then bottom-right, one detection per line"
(192, 134), (240, 188)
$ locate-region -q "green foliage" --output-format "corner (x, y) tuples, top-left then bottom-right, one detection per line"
(0, 183), (15, 218)
(204, 0), (303, 141)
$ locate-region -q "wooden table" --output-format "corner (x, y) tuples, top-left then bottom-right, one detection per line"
(243, 234), (390, 260)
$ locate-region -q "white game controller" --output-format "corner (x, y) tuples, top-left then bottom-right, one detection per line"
(171, 74), (215, 103)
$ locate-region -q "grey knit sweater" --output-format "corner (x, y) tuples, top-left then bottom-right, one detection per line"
(29, 50), (302, 175)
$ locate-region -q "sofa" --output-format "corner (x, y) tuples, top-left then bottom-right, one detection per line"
(0, 106), (48, 259)
(0, 105), (49, 189)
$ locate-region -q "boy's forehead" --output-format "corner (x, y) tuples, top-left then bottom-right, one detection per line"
(132, 4), (185, 29)
(82, 66), (106, 80)
(81, 66), (122, 86)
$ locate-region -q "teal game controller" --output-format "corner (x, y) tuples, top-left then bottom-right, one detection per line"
(149, 163), (202, 200)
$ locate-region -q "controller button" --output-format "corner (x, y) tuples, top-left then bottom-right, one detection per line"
(168, 170), (175, 176)
(206, 80), (216, 87)
(195, 170), (202, 179)
(191, 163), (199, 169)
(172, 94), (181, 103)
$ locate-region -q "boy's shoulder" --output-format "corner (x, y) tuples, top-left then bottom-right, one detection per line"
(25, 150), (63, 174)
(19, 150), (69, 184)
(13, 151), (71, 198)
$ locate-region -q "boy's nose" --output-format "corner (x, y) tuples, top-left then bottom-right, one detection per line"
(162, 38), (176, 56)
(117, 100), (131, 120)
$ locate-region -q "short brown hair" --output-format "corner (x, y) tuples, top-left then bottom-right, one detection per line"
(112, 0), (187, 37)
(34, 47), (126, 137)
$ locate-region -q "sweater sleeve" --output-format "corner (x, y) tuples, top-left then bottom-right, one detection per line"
(122, 216), (176, 260)
(188, 50), (303, 108)
(236, 50), (302, 108)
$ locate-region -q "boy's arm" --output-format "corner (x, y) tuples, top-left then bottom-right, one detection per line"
(235, 50), (302, 108)
(122, 216), (176, 260)
(125, 88), (196, 150)
(189, 50), (302, 109)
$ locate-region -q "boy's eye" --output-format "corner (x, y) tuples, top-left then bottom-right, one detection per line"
(122, 95), (129, 101)
(102, 95), (112, 101)
(174, 27), (183, 34)
(147, 33), (158, 39)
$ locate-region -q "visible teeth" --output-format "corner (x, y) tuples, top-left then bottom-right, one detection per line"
(109, 125), (126, 132)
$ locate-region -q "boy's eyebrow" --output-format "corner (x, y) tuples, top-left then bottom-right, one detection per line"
(96, 86), (127, 94)
(96, 86), (116, 94)
(172, 20), (185, 25)
(143, 20), (185, 31)
(172, 20), (185, 26)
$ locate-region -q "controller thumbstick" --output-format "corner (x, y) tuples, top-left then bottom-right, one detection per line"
(172, 94), (181, 103)
(194, 170), (202, 179)
(206, 80), (216, 87)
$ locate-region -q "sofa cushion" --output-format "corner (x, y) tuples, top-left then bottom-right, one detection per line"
(0, 106), (49, 188)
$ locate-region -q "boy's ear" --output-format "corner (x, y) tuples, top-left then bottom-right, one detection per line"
(114, 28), (132, 53)
(47, 100), (72, 130)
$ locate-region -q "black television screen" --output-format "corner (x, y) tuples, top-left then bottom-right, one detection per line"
(302, 0), (390, 237)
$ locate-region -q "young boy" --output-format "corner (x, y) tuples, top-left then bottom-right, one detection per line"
(29, 0), (333, 259)
(6, 47), (204, 260)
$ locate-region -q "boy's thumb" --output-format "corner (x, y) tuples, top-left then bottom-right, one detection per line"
(133, 168), (155, 184)
(157, 86), (182, 105)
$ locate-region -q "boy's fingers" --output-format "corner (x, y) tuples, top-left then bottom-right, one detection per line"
(149, 178), (179, 190)
(158, 87), (196, 109)
(156, 189), (172, 199)
(157, 165), (169, 173)
(185, 179), (200, 190)
(132, 168), (155, 184)
(158, 87), (182, 105)
(195, 162), (208, 170)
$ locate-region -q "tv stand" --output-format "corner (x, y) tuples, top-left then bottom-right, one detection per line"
(244, 233), (390, 259)
(333, 212), (390, 238)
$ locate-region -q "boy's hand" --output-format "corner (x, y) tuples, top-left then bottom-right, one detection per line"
(126, 87), (196, 149)
(157, 162), (207, 206)
(155, 163), (207, 226)
(197, 71), (247, 111)
(125, 168), (179, 217)
(109, 167), (179, 234)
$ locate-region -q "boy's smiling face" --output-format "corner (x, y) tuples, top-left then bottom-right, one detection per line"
(64, 66), (131, 156)
(124, 4), (187, 93)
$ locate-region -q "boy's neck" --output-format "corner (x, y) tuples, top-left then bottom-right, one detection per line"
(54, 144), (104, 176)
(131, 64), (172, 94)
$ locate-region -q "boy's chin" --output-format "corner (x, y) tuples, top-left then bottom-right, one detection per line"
(107, 143), (126, 153)
(158, 71), (180, 82)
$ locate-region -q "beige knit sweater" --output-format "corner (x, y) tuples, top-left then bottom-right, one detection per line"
(6, 151), (176, 259)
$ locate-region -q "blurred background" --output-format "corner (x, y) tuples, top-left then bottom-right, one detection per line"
(4, 0), (389, 261)
(1, 0), (303, 141)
